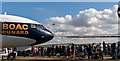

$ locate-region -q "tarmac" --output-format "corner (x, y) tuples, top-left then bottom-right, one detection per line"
(1, 56), (120, 61)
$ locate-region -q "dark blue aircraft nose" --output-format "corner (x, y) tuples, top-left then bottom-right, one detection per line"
(40, 30), (54, 43)
(46, 34), (54, 41)
(31, 29), (54, 45)
(44, 29), (54, 41)
(45, 30), (54, 41)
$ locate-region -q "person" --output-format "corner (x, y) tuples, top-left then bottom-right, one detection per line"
(84, 46), (88, 57)
(112, 43), (116, 59)
(51, 46), (54, 56)
(103, 41), (106, 56)
(34, 50), (37, 56)
(118, 42), (120, 59)
(47, 46), (51, 56)
(62, 45), (65, 56)
(53, 46), (56, 56)
(115, 43), (118, 59)
(67, 45), (70, 56)
(71, 44), (74, 57)
(38, 47), (41, 56)
(41, 47), (43, 56)
(44, 48), (47, 56)
(31, 46), (35, 56)
(99, 43), (103, 59)
(55, 45), (58, 55)
(87, 44), (92, 59)
(107, 44), (111, 55)
(56, 45), (61, 56)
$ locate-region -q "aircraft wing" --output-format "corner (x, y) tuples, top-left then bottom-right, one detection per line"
(64, 35), (120, 38)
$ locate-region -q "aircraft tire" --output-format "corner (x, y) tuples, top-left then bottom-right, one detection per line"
(7, 53), (16, 60)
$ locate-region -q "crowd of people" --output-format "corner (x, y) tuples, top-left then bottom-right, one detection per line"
(18, 41), (120, 59)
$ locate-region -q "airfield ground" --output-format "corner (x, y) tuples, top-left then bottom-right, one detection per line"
(1, 56), (120, 61)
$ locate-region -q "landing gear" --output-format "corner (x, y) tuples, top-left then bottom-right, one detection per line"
(7, 53), (16, 60)
(7, 48), (16, 60)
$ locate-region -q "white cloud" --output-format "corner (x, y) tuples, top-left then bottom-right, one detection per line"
(45, 5), (119, 44)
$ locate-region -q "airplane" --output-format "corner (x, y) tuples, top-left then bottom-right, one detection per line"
(64, 34), (120, 38)
(0, 13), (54, 60)
(118, 1), (120, 18)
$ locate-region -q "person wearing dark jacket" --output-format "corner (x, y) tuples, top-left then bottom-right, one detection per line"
(67, 45), (70, 56)
(71, 44), (74, 56)
(41, 47), (43, 56)
(62, 45), (65, 56)
(112, 43), (116, 59)
(103, 41), (106, 56)
(87, 44), (92, 59)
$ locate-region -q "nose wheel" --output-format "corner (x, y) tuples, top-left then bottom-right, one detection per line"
(7, 48), (16, 60)
(7, 53), (16, 60)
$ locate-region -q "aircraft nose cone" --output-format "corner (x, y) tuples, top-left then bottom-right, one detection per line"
(50, 34), (54, 40)
(43, 29), (54, 41)
(30, 30), (54, 45)
(46, 33), (54, 41)
(41, 31), (54, 42)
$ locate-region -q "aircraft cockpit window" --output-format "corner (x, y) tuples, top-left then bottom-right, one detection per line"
(36, 24), (45, 29)
(31, 24), (45, 29)
(31, 24), (36, 28)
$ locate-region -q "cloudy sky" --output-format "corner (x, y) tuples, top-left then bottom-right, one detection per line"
(47, 5), (118, 36)
(45, 4), (118, 44)
(2, 2), (119, 44)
